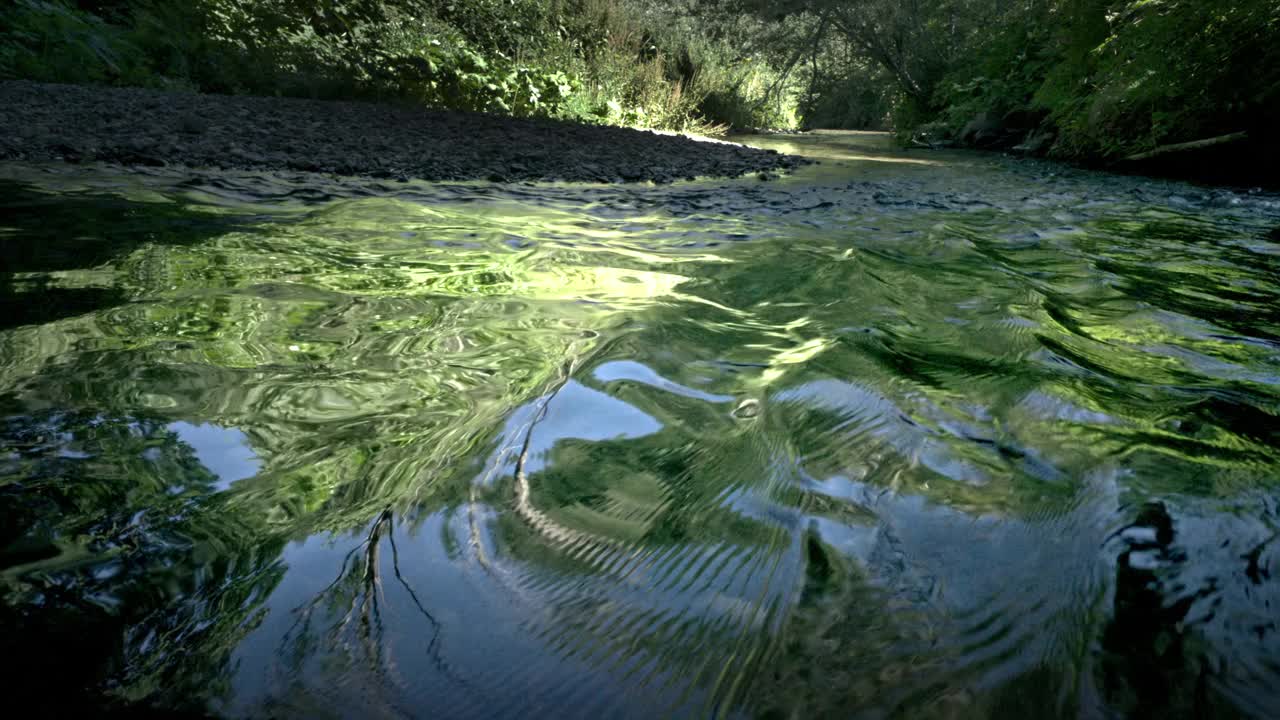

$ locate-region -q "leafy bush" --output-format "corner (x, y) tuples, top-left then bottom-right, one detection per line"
(1044, 0), (1280, 159)
(0, 0), (803, 134)
(939, 33), (1052, 123)
(902, 0), (1280, 161)
(802, 60), (891, 130)
(0, 0), (146, 85)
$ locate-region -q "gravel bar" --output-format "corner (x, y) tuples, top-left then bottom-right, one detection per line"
(0, 81), (807, 183)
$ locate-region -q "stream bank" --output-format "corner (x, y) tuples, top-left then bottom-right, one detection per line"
(915, 110), (1279, 189)
(0, 81), (806, 184)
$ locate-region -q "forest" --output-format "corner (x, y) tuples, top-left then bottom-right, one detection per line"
(3, 0), (1277, 166)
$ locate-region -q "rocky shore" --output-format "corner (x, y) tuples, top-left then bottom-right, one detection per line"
(0, 81), (806, 183)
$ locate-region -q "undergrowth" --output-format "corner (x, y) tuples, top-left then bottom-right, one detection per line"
(0, 0), (804, 135)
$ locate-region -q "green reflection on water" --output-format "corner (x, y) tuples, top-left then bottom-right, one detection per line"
(2, 135), (1280, 718)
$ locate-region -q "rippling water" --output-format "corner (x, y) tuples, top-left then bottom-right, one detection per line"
(2, 132), (1279, 718)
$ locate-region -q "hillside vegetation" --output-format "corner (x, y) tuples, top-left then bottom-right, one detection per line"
(4, 1), (1277, 174)
(0, 0), (802, 135)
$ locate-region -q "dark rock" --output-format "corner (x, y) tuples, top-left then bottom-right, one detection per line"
(133, 153), (167, 167)
(232, 148), (267, 164)
(961, 112), (1004, 146)
(1013, 129), (1055, 156)
(177, 113), (207, 134)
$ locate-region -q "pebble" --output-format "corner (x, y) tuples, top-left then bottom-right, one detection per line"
(0, 81), (811, 184)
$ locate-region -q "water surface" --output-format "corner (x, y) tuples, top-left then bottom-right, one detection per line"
(2, 133), (1279, 718)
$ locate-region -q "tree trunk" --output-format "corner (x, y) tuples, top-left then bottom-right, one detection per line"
(1123, 132), (1249, 162)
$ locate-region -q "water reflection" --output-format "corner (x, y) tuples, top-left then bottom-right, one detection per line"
(169, 422), (260, 490)
(2, 133), (1279, 717)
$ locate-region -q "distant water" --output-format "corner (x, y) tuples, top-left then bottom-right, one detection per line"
(2, 132), (1279, 718)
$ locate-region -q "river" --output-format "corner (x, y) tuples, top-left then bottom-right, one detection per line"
(2, 132), (1279, 718)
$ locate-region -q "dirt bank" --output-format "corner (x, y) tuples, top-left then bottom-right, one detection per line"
(0, 81), (806, 183)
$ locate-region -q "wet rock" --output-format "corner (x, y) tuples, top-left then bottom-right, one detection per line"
(732, 399), (760, 419)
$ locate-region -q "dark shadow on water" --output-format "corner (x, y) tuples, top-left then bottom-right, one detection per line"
(0, 179), (255, 330)
(0, 410), (285, 716)
(0, 283), (128, 330)
(1098, 503), (1240, 720)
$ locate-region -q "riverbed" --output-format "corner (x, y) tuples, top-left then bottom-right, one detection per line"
(2, 132), (1279, 718)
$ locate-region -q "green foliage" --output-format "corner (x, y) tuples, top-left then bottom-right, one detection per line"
(711, 0), (1279, 165)
(0, 0), (145, 85)
(6, 0), (1275, 154)
(906, 0), (1280, 160)
(928, 4), (1057, 137)
(555, 1), (803, 133)
(800, 58), (891, 130)
(1042, 0), (1280, 159)
(0, 0), (803, 134)
(189, 0), (580, 114)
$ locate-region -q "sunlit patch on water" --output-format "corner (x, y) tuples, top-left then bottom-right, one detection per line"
(2, 132), (1279, 718)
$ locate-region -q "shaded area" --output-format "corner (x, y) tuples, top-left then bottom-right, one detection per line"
(0, 81), (805, 184)
(0, 411), (283, 717)
(0, 178), (259, 329)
